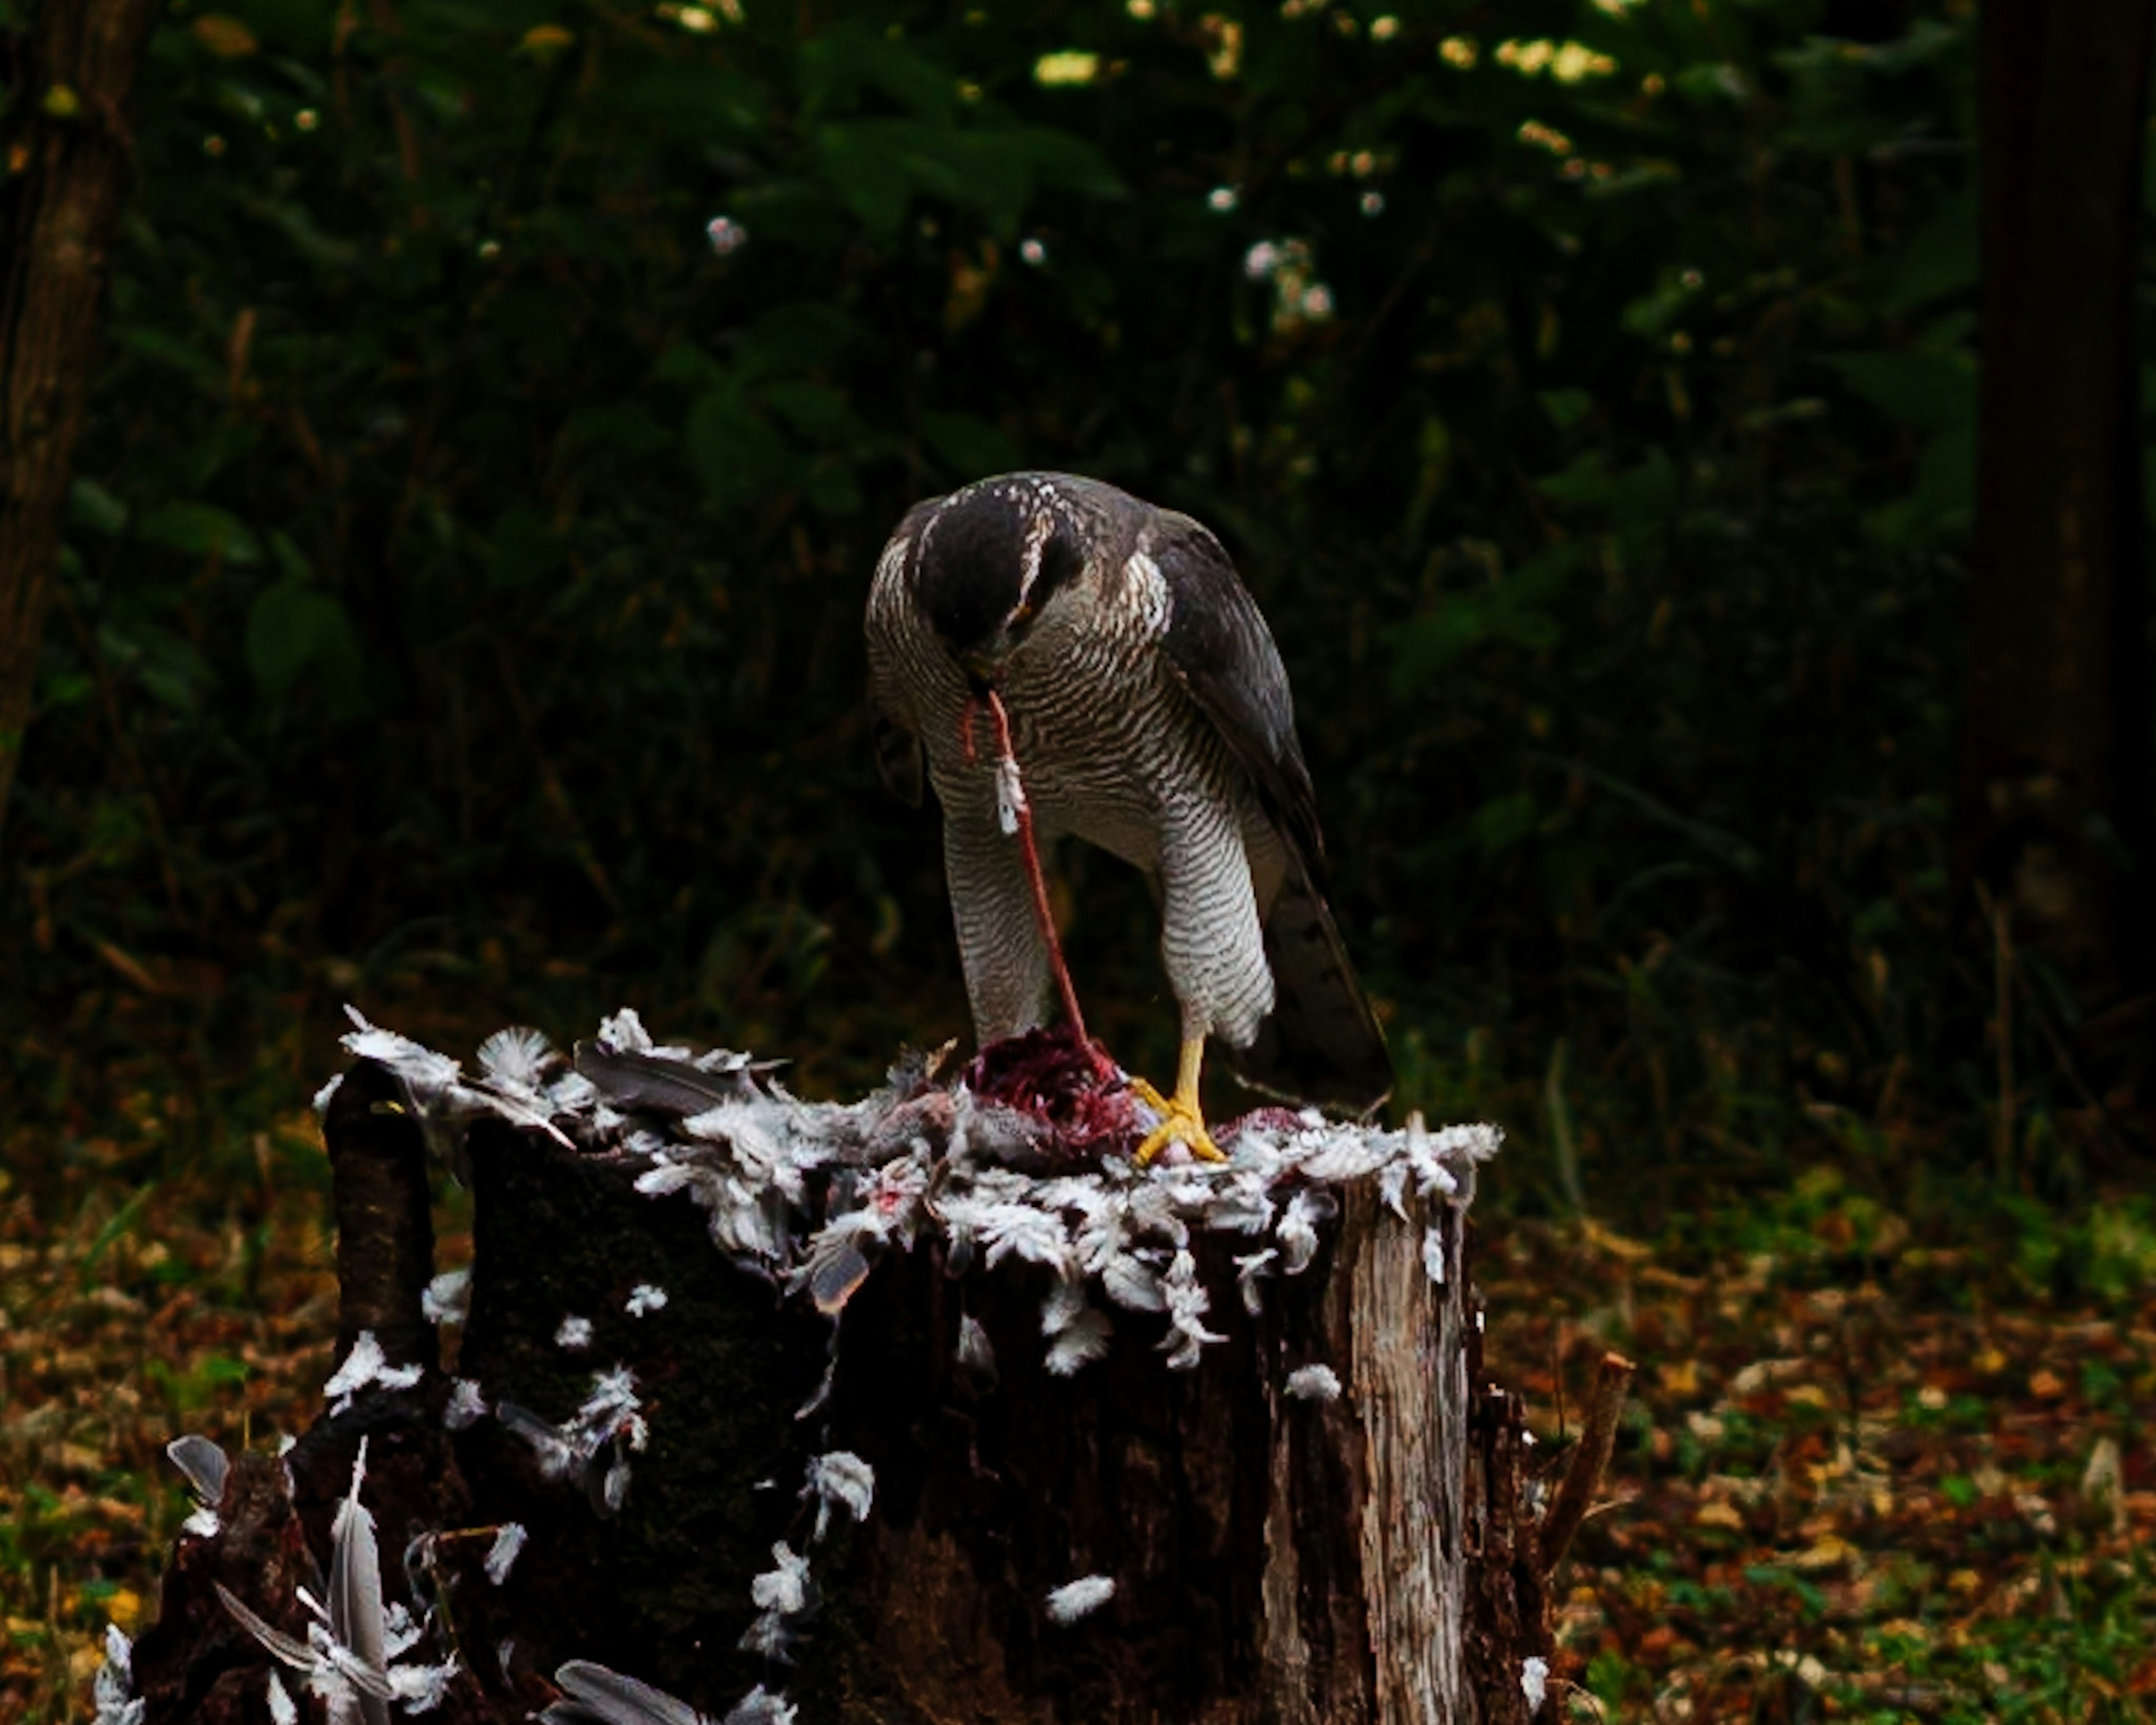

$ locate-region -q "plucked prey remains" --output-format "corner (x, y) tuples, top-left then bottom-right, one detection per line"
(865, 472), (1391, 1160)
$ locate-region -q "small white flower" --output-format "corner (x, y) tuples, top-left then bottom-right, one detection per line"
(706, 216), (747, 255)
(1207, 185), (1239, 211)
(1522, 1654), (1549, 1713)
(555, 1315), (593, 1351)
(1020, 237), (1047, 266)
(624, 1283), (669, 1316)
(1286, 1364), (1342, 1402)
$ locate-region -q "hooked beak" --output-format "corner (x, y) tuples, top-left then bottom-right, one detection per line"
(962, 601), (1035, 688)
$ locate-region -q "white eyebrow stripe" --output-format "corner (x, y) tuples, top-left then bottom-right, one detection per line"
(1015, 504), (1056, 608)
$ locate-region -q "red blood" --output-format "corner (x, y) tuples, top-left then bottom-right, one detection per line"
(963, 1027), (1144, 1163)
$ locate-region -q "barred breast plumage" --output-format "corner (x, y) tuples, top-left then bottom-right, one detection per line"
(865, 472), (1390, 1120)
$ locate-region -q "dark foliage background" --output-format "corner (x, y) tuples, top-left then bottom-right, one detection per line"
(0, 0), (2088, 1216)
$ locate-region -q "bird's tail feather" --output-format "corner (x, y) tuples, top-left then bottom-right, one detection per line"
(1230, 864), (1392, 1115)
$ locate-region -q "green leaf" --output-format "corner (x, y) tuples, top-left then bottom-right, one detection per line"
(68, 478), (130, 537)
(488, 506), (565, 589)
(1821, 350), (1975, 436)
(245, 580), (366, 716)
(732, 303), (862, 383)
(801, 21), (957, 125)
(1538, 389), (1592, 430)
(1869, 189), (1976, 315)
(685, 391), (799, 512)
(137, 502), (261, 565)
(921, 409), (1022, 478)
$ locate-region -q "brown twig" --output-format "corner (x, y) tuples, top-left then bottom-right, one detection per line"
(1536, 1351), (1634, 1578)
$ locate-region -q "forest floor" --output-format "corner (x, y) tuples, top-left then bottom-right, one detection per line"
(4, 1113), (2154, 1724)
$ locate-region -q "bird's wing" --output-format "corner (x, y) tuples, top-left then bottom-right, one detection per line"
(1149, 517), (1326, 876)
(865, 501), (939, 806)
(1150, 514), (1392, 1114)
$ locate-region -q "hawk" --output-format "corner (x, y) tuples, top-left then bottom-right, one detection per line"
(865, 472), (1391, 1160)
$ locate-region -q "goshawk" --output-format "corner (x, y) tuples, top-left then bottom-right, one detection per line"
(865, 472), (1391, 1159)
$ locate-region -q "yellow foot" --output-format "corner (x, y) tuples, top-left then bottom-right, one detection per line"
(1128, 1037), (1227, 1165)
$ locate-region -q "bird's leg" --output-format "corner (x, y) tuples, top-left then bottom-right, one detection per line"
(976, 688), (1102, 1062)
(1130, 1035), (1226, 1165)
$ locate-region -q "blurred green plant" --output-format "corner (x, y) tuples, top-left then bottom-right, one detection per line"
(2, 0), (2047, 1220)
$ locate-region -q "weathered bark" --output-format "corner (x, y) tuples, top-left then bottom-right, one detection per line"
(137, 1060), (1609, 1723)
(0, 0), (161, 844)
(1957, 0), (2156, 1061)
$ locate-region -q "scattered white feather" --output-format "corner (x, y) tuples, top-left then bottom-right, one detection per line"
(1100, 1251), (1166, 1313)
(478, 1026), (554, 1090)
(555, 1315), (594, 1351)
(750, 1542), (811, 1615)
(323, 1330), (423, 1412)
(340, 1005), (462, 1102)
(444, 1379), (488, 1430)
(327, 1009), (1496, 1399)
(485, 1523), (527, 1586)
(264, 1671), (297, 1725)
(994, 756), (1027, 836)
(1045, 1308), (1113, 1375)
(723, 1686), (797, 1725)
(956, 1314), (995, 1372)
(1522, 1654), (1549, 1713)
(805, 1451), (874, 1539)
(1275, 1191), (1327, 1274)
(1044, 1576), (1116, 1624)
(595, 1008), (653, 1053)
(311, 1074), (344, 1118)
(92, 1625), (142, 1725)
(382, 1599), (423, 1659)
(624, 1283), (669, 1316)
(1285, 1365), (1342, 1403)
(1423, 1225), (1448, 1284)
(390, 1656), (458, 1712)
(1158, 1250), (1224, 1370)
(423, 1269), (471, 1325)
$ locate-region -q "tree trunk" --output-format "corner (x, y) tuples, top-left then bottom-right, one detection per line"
(0, 0), (159, 847)
(1957, 0), (2156, 1070)
(130, 1039), (1618, 1723)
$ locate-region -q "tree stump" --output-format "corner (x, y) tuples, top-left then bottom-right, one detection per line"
(126, 1014), (1624, 1725)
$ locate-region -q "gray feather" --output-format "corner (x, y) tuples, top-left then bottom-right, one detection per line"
(574, 1044), (755, 1116)
(1235, 864), (1391, 1113)
(547, 1660), (709, 1725)
(329, 1455), (392, 1725)
(166, 1433), (229, 1506)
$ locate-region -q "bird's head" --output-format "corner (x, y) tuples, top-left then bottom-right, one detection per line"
(915, 481), (1084, 687)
